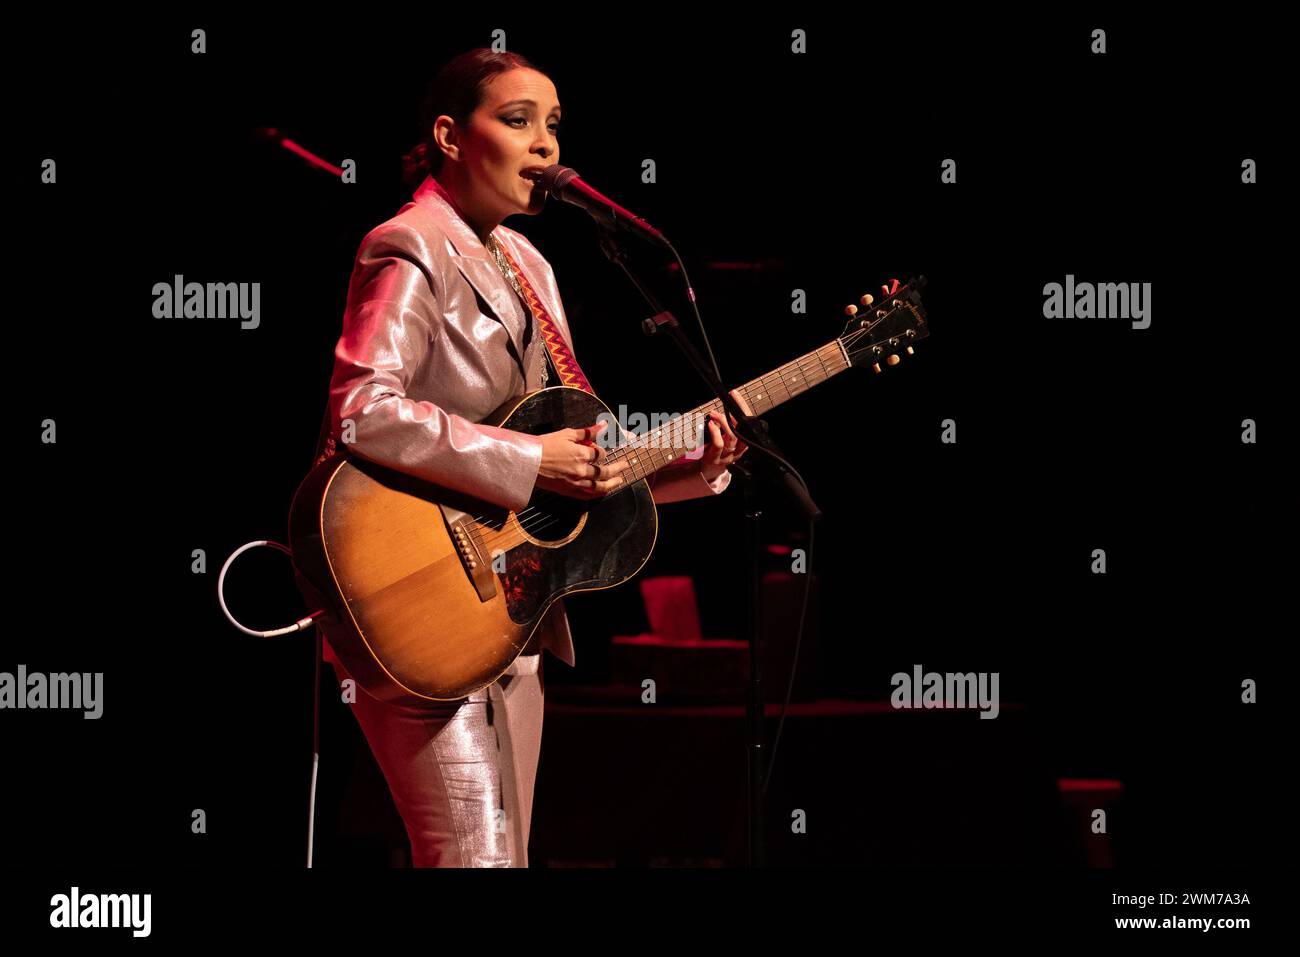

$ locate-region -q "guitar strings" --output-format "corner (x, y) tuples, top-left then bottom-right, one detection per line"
(477, 347), (835, 542)
(495, 328), (870, 531)
(460, 322), (889, 548)
(464, 326), (879, 548)
(483, 324), (882, 542)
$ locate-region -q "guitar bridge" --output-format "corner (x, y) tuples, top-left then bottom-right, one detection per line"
(439, 505), (498, 603)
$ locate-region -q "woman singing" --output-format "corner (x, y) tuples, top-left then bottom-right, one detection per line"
(298, 47), (749, 867)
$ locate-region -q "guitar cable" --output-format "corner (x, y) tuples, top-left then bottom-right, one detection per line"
(217, 539), (324, 637)
(217, 538), (326, 868)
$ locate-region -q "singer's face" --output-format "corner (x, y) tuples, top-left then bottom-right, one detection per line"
(464, 68), (561, 219)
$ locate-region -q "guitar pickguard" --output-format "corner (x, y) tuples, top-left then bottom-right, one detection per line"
(489, 387), (660, 624)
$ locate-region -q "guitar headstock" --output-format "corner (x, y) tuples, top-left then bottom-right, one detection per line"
(838, 276), (929, 373)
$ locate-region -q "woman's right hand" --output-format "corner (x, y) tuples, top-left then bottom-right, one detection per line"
(534, 421), (630, 499)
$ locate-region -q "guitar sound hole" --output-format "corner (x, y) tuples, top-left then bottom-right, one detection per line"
(520, 491), (586, 543)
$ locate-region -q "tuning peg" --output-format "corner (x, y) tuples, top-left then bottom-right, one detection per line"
(905, 346), (915, 355)
(872, 362), (882, 374)
(844, 304), (858, 317)
(860, 294), (874, 307)
(886, 354), (901, 366)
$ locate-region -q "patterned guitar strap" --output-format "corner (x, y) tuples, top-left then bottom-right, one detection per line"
(486, 233), (594, 396)
(486, 234), (652, 487)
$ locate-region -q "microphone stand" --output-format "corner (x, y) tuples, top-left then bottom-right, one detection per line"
(594, 224), (821, 867)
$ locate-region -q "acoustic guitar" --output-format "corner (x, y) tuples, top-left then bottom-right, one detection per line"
(290, 279), (929, 700)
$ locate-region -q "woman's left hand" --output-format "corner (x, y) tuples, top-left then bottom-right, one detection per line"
(699, 388), (753, 482)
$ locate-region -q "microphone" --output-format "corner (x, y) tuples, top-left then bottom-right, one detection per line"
(537, 164), (670, 249)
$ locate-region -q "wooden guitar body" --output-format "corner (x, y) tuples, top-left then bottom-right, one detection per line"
(290, 386), (657, 702)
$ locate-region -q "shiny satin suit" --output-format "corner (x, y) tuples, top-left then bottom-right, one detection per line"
(304, 173), (731, 866)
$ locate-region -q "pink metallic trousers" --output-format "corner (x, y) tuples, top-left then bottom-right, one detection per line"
(328, 655), (545, 867)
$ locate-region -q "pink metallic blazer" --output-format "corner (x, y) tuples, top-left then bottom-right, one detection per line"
(307, 174), (731, 676)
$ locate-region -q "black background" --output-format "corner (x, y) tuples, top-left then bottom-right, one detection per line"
(6, 9), (1283, 931)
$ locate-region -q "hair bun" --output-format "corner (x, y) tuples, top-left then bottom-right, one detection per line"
(401, 141), (431, 187)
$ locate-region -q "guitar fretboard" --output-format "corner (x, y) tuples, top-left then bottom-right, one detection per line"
(607, 339), (850, 486)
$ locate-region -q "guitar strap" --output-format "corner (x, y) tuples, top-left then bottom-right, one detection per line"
(491, 239), (595, 395)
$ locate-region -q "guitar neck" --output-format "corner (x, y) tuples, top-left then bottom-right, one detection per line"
(609, 338), (851, 485)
